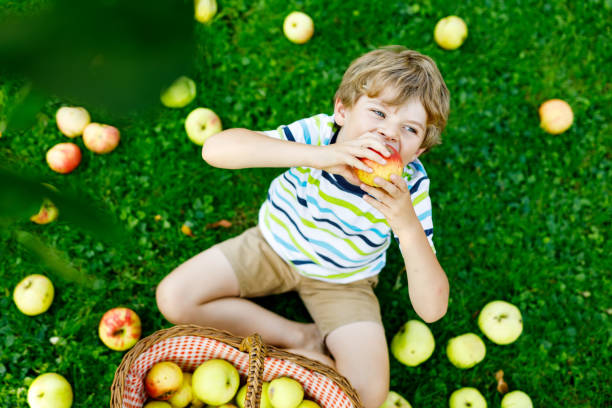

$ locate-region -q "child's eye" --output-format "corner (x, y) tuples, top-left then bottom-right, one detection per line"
(371, 109), (385, 118)
(403, 126), (417, 134)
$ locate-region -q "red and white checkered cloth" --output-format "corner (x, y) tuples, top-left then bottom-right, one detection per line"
(120, 335), (355, 408)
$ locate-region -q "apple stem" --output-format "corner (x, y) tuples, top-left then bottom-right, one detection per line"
(113, 328), (124, 336)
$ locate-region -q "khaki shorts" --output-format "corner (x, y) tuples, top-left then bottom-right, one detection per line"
(215, 226), (382, 339)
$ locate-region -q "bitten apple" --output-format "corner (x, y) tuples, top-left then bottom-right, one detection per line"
(434, 16), (468, 50)
(192, 359), (240, 406)
(31, 198), (59, 224)
(380, 391), (412, 408)
(501, 390), (533, 408)
(145, 361), (184, 400)
(283, 11), (314, 44)
(478, 300), (523, 345)
(56, 106), (90, 138)
(446, 333), (486, 369)
(98, 307), (141, 351)
(449, 387), (487, 408)
(185, 107), (223, 145)
(355, 145), (403, 187)
(390, 320), (435, 367)
(539, 99), (573, 134)
(27, 372), (73, 408)
(268, 377), (304, 408)
(82, 123), (120, 154)
(13, 274), (54, 316)
(46, 143), (82, 174)
(161, 76), (197, 108)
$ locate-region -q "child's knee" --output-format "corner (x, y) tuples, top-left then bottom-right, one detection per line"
(349, 376), (388, 408)
(155, 278), (186, 324)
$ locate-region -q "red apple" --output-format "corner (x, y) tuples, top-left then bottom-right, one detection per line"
(30, 198), (59, 224)
(355, 145), (403, 187)
(145, 361), (183, 400)
(82, 123), (120, 154)
(46, 143), (82, 174)
(98, 307), (141, 351)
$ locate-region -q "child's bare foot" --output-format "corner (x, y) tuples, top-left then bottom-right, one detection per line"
(284, 324), (335, 368)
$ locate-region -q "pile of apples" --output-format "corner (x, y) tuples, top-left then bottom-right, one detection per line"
(144, 359), (320, 408)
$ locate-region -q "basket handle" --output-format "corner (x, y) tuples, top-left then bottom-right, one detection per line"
(240, 333), (267, 408)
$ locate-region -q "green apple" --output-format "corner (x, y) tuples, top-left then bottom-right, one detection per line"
(283, 12), (314, 44)
(434, 16), (468, 50)
(168, 372), (193, 408)
(297, 400), (321, 408)
(161, 76), (197, 108)
(185, 107), (223, 145)
(194, 0), (217, 23)
(267, 377), (304, 408)
(390, 320), (435, 367)
(236, 382), (272, 408)
(27, 372), (73, 408)
(56, 106), (90, 138)
(192, 359), (240, 406)
(539, 99), (573, 134)
(446, 333), (486, 369)
(478, 300), (523, 345)
(501, 390), (533, 408)
(144, 402), (172, 408)
(379, 391), (411, 408)
(13, 274), (54, 316)
(449, 387), (487, 408)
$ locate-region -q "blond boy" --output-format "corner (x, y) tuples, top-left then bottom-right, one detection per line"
(156, 46), (450, 408)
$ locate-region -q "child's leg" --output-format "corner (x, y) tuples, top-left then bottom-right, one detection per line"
(326, 322), (389, 408)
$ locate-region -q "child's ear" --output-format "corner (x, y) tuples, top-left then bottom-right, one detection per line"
(333, 98), (347, 126)
(414, 146), (427, 159)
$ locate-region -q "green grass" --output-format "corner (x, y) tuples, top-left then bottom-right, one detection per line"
(1, 0), (611, 406)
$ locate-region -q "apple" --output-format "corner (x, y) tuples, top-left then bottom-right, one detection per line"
(355, 145), (403, 187)
(449, 387), (487, 408)
(144, 402), (172, 408)
(390, 320), (435, 367)
(145, 361), (184, 400)
(434, 16), (468, 50)
(46, 143), (82, 174)
(168, 372), (193, 408)
(194, 0), (217, 23)
(161, 76), (197, 108)
(31, 198), (59, 224)
(539, 99), (574, 134)
(268, 377), (304, 408)
(192, 359), (240, 405)
(379, 391), (411, 408)
(478, 300), (523, 345)
(501, 390), (533, 408)
(297, 401), (321, 408)
(236, 382), (272, 408)
(446, 333), (486, 369)
(27, 372), (73, 408)
(283, 11), (314, 44)
(98, 307), (142, 351)
(185, 107), (223, 145)
(82, 123), (120, 154)
(56, 106), (90, 138)
(13, 274), (54, 316)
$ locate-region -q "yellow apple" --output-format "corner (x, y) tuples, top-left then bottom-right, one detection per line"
(185, 107), (223, 145)
(30, 198), (59, 224)
(449, 387), (487, 408)
(144, 402), (172, 408)
(446, 333), (486, 369)
(13, 274), (54, 316)
(267, 377), (304, 408)
(82, 123), (120, 154)
(354, 145), (403, 187)
(145, 361), (184, 400)
(434, 16), (468, 50)
(56, 106), (90, 138)
(478, 300), (523, 345)
(168, 372), (193, 408)
(27, 373), (73, 408)
(161, 76), (197, 108)
(539, 99), (573, 134)
(195, 0), (217, 23)
(192, 359), (240, 406)
(297, 401), (321, 408)
(283, 11), (314, 44)
(501, 390), (533, 408)
(390, 320), (435, 367)
(98, 307), (142, 351)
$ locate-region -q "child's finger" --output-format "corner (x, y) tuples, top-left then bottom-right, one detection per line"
(360, 182), (391, 205)
(373, 177), (400, 196)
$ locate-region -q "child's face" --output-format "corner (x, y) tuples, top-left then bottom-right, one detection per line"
(334, 87), (428, 166)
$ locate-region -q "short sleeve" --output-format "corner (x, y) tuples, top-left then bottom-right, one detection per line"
(260, 114), (334, 146)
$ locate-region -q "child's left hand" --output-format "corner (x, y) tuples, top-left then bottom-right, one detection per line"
(360, 174), (418, 235)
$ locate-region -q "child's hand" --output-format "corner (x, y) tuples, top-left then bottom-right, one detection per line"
(360, 173), (419, 235)
(318, 132), (390, 185)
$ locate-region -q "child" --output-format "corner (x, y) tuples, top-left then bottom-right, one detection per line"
(156, 45), (450, 408)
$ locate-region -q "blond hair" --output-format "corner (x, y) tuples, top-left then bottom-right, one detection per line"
(335, 46), (450, 151)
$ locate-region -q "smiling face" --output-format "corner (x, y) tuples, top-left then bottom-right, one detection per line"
(334, 86), (428, 167)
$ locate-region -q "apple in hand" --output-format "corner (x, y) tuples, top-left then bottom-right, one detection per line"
(446, 333), (486, 369)
(27, 373), (73, 408)
(268, 377), (304, 408)
(168, 372), (193, 408)
(145, 361), (184, 400)
(194, 0), (217, 23)
(46, 143), (82, 174)
(56, 106), (90, 138)
(192, 359), (240, 405)
(355, 145), (403, 187)
(379, 391), (412, 408)
(449, 387), (487, 408)
(13, 274), (54, 316)
(478, 300), (523, 345)
(161, 76), (197, 108)
(390, 320), (435, 367)
(434, 16), (468, 50)
(82, 123), (120, 154)
(237, 382), (273, 408)
(539, 99), (573, 134)
(185, 107), (223, 145)
(98, 307), (141, 351)
(501, 390), (533, 408)
(283, 11), (314, 44)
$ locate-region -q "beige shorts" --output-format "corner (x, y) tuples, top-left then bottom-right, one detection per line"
(215, 225), (382, 339)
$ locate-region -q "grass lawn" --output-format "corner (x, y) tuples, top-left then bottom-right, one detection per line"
(1, 0), (611, 406)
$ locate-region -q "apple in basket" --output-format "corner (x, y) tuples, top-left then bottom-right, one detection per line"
(145, 361), (183, 400)
(297, 401), (322, 408)
(236, 382), (273, 408)
(168, 372), (193, 408)
(268, 377), (304, 408)
(192, 359), (240, 406)
(143, 402), (171, 408)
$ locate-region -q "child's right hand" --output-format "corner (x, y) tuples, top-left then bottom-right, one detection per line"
(317, 132), (391, 185)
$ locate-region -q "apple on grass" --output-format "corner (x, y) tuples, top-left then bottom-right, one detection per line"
(380, 391), (412, 408)
(267, 377), (304, 408)
(13, 274), (54, 316)
(27, 373), (73, 408)
(501, 390), (533, 408)
(354, 145), (403, 187)
(236, 382), (272, 408)
(31, 198), (59, 224)
(390, 320), (435, 367)
(82, 123), (120, 154)
(446, 333), (486, 369)
(434, 16), (468, 50)
(56, 106), (90, 138)
(145, 361), (183, 400)
(46, 143), (82, 174)
(283, 12), (314, 44)
(192, 359), (240, 406)
(449, 387), (487, 408)
(478, 300), (523, 345)
(185, 107), (223, 146)
(161, 76), (197, 108)
(539, 99), (573, 134)
(194, 0), (217, 23)
(98, 307), (141, 351)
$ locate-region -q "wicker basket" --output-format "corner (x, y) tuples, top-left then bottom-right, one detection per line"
(111, 324), (363, 408)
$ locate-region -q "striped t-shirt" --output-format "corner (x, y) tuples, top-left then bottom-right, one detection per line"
(258, 113), (435, 284)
